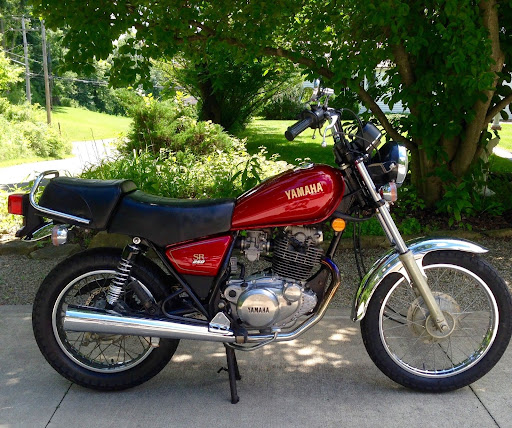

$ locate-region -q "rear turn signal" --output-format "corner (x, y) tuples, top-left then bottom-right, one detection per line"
(7, 194), (24, 215)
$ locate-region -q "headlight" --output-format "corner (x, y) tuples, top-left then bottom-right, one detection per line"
(395, 144), (408, 187)
(367, 142), (408, 188)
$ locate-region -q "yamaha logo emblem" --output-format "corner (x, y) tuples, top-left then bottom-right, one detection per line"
(285, 182), (324, 200)
(248, 307), (270, 314)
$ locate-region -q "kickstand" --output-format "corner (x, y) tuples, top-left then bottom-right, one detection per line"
(224, 344), (241, 404)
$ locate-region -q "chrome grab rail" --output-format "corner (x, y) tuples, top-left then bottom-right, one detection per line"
(29, 170), (91, 225)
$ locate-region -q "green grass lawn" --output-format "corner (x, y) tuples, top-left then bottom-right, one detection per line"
(237, 119), (336, 166)
(51, 106), (132, 142)
(497, 122), (512, 151)
(239, 118), (512, 173)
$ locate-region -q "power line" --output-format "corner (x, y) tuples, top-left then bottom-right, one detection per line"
(29, 73), (109, 86)
(6, 50), (43, 64)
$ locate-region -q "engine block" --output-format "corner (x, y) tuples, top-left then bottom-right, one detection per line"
(272, 226), (324, 283)
(224, 276), (317, 329)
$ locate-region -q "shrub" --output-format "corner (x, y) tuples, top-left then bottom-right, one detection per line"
(0, 98), (71, 162)
(260, 85), (305, 120)
(122, 96), (235, 156)
(82, 141), (291, 199)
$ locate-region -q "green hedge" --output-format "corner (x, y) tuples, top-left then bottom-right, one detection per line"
(0, 98), (71, 162)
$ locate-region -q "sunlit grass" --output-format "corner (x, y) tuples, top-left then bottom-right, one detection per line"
(239, 118), (512, 173)
(236, 119), (335, 166)
(497, 122), (512, 152)
(51, 106), (132, 143)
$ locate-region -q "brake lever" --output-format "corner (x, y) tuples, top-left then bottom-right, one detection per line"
(322, 114), (339, 147)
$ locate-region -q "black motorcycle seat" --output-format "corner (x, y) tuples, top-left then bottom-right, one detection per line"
(108, 190), (235, 247)
(39, 177), (137, 229)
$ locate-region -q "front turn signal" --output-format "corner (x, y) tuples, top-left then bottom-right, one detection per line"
(331, 218), (346, 232)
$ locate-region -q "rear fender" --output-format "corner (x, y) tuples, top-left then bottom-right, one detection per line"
(351, 238), (488, 322)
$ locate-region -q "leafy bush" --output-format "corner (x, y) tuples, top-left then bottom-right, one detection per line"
(122, 96), (236, 156)
(0, 98), (71, 162)
(82, 141), (290, 199)
(0, 188), (23, 234)
(260, 85), (305, 120)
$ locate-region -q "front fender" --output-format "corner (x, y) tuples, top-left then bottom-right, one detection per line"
(351, 238), (488, 322)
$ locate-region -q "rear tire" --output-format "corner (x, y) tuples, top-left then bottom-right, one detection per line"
(32, 248), (179, 390)
(361, 251), (512, 391)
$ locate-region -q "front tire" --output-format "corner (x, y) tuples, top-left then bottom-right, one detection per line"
(361, 251), (512, 392)
(32, 248), (180, 390)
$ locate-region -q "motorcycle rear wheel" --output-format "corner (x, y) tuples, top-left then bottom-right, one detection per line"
(32, 248), (180, 390)
(361, 250), (512, 392)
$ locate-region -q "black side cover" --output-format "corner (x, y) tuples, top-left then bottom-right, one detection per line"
(108, 191), (235, 247)
(38, 177), (137, 229)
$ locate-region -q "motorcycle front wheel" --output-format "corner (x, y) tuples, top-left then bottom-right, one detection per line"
(32, 248), (180, 390)
(361, 250), (512, 392)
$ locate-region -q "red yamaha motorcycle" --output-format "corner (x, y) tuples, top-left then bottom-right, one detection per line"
(8, 85), (512, 403)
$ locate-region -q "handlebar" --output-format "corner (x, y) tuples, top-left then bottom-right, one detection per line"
(285, 117), (314, 141)
(285, 107), (326, 141)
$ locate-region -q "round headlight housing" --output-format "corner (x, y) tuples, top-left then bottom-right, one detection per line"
(367, 142), (408, 188)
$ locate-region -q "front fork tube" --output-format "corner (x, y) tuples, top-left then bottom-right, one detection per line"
(355, 159), (449, 332)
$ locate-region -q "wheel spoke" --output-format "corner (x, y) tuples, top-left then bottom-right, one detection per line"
(53, 269), (155, 373)
(378, 261), (498, 377)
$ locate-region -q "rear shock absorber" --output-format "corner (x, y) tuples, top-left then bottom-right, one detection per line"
(106, 239), (141, 305)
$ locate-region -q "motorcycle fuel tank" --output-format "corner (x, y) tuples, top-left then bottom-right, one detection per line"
(231, 164), (345, 229)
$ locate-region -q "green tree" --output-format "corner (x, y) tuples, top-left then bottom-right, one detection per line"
(32, 0), (512, 205)
(157, 45), (300, 131)
(0, 48), (22, 92)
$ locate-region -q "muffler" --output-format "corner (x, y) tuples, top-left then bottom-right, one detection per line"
(63, 305), (236, 343)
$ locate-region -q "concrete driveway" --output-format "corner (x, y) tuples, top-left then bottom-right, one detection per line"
(1, 306), (511, 428)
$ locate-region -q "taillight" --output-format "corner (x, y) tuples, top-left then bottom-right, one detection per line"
(7, 194), (25, 215)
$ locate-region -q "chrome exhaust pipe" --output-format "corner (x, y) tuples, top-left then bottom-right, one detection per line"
(63, 305), (236, 343)
(63, 258), (341, 346)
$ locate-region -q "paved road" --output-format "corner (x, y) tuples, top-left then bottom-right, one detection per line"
(0, 139), (115, 190)
(1, 306), (511, 428)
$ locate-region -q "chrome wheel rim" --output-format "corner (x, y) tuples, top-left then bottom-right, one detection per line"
(52, 270), (156, 373)
(379, 263), (499, 378)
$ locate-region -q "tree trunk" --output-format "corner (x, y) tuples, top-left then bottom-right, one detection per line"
(197, 76), (222, 125)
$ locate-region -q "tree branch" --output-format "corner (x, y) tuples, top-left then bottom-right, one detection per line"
(391, 43), (415, 88)
(485, 93), (512, 124)
(172, 24), (413, 148)
(356, 84), (414, 149)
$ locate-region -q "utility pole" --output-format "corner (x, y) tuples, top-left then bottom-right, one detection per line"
(41, 20), (51, 124)
(21, 17), (31, 104)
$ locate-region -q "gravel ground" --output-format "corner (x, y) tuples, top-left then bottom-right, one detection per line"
(1, 237), (511, 307)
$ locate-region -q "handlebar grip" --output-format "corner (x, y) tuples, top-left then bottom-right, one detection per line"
(285, 117), (314, 141)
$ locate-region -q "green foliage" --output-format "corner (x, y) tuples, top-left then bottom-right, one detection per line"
(0, 98), (71, 162)
(82, 142), (290, 199)
(397, 217), (423, 236)
(123, 95), (236, 155)
(0, 49), (22, 93)
(32, 0), (512, 208)
(260, 84), (305, 120)
(0, 188), (23, 234)
(327, 89), (361, 119)
(356, 217), (385, 236)
(157, 48), (300, 132)
(435, 161), (507, 228)
(392, 185), (427, 217)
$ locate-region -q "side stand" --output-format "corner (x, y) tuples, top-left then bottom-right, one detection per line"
(224, 344), (241, 404)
